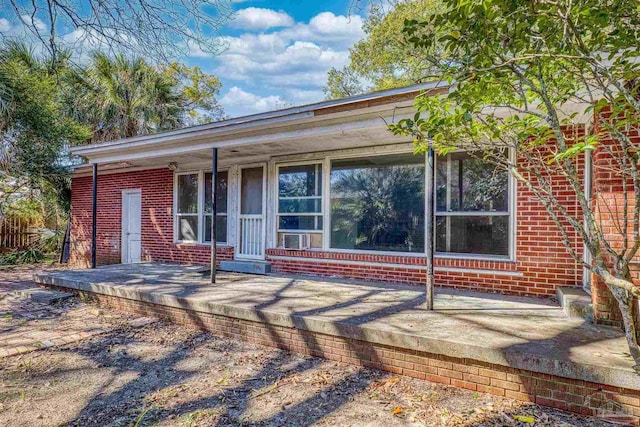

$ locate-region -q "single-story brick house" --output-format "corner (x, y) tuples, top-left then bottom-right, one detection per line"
(67, 82), (633, 329)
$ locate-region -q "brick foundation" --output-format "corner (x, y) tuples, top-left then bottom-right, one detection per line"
(48, 284), (640, 424)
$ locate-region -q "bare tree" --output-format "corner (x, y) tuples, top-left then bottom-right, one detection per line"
(1, 0), (233, 63)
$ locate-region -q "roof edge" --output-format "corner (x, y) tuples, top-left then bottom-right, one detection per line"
(71, 81), (446, 157)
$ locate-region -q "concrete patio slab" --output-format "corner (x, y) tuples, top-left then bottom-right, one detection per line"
(13, 288), (74, 304)
(34, 263), (638, 391)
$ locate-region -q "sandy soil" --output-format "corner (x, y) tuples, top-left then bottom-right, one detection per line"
(0, 265), (618, 426)
(0, 322), (618, 426)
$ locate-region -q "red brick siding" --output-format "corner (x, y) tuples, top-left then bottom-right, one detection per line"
(590, 111), (640, 328)
(49, 285), (640, 425)
(265, 160), (584, 298)
(70, 168), (233, 267)
(71, 162), (583, 297)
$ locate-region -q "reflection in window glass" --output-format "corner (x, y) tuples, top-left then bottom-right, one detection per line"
(177, 174), (198, 213)
(330, 154), (425, 253)
(203, 171), (229, 244)
(435, 151), (510, 256)
(279, 216), (322, 231)
(436, 216), (509, 255)
(175, 171), (229, 243)
(278, 164), (322, 231)
(204, 215), (228, 244)
(436, 152), (508, 212)
(204, 171), (228, 214)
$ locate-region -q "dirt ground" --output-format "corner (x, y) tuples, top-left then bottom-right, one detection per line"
(0, 266), (619, 426)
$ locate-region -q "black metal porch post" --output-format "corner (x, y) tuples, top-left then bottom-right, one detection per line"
(91, 163), (98, 269)
(425, 144), (435, 310)
(210, 148), (218, 283)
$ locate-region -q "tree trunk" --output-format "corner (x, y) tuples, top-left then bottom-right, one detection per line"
(607, 279), (640, 373)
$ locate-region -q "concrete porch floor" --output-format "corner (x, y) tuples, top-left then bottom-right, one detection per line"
(34, 262), (638, 391)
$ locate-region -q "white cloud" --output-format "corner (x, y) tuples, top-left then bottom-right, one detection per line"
(220, 86), (287, 114)
(282, 12), (364, 46)
(230, 8), (294, 30)
(214, 35), (350, 90)
(0, 19), (11, 33)
(199, 10), (365, 117)
(185, 40), (213, 58)
(19, 14), (47, 32)
(220, 86), (326, 117)
(208, 11), (363, 92)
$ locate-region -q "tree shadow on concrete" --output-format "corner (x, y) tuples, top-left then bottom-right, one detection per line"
(54, 273), (430, 426)
(32, 264), (637, 425)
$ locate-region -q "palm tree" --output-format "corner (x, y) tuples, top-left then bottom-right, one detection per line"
(69, 53), (183, 142)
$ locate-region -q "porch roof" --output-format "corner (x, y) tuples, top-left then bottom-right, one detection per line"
(71, 82), (448, 173)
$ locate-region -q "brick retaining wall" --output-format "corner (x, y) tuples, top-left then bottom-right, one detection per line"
(49, 284), (640, 424)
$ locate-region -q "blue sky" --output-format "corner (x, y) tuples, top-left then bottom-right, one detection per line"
(192, 0), (367, 117)
(0, 0), (368, 118)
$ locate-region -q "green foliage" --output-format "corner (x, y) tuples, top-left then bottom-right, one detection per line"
(0, 247), (45, 265)
(165, 62), (225, 125)
(3, 198), (43, 223)
(324, 0), (445, 99)
(0, 42), (90, 218)
(0, 229), (62, 265)
(389, 0), (640, 366)
(67, 53), (225, 143)
(0, 41), (225, 222)
(391, 0), (640, 162)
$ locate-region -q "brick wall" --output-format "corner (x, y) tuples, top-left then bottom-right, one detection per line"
(70, 162), (583, 297)
(589, 111), (640, 328)
(265, 161), (584, 298)
(70, 168), (233, 268)
(51, 285), (640, 424)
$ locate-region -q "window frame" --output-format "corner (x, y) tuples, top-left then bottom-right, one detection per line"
(433, 150), (515, 260)
(326, 151), (428, 255)
(273, 147), (516, 260)
(173, 169), (229, 245)
(276, 161), (324, 233)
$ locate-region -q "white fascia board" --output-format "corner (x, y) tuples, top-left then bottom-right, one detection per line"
(89, 114), (411, 165)
(72, 111), (314, 158)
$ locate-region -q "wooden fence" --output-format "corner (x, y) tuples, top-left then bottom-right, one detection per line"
(0, 217), (38, 250)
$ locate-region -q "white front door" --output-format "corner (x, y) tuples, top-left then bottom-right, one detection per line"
(122, 190), (142, 263)
(237, 166), (266, 259)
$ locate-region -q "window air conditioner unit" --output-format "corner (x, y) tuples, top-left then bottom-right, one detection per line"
(282, 233), (310, 250)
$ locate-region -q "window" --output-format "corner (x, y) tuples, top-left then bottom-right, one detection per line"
(176, 173), (199, 241)
(175, 171), (228, 244)
(278, 164), (322, 231)
(330, 154), (425, 253)
(204, 171), (228, 244)
(435, 151), (510, 256)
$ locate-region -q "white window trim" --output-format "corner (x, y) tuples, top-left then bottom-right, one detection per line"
(276, 161), (324, 234)
(325, 149), (429, 255)
(173, 169), (229, 245)
(272, 146), (516, 260)
(433, 151), (514, 260)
